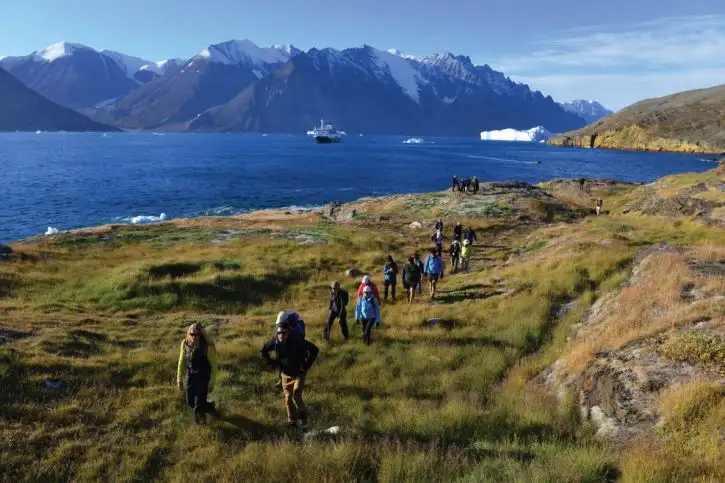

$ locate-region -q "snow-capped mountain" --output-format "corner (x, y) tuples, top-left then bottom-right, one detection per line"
(559, 100), (613, 124)
(0, 66), (113, 132)
(93, 40), (299, 130)
(0, 41), (179, 109)
(186, 46), (585, 135)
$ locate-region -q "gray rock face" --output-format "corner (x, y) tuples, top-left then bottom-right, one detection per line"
(322, 203), (357, 221)
(345, 268), (362, 278)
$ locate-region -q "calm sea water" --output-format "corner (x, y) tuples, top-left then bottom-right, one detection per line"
(0, 132), (716, 242)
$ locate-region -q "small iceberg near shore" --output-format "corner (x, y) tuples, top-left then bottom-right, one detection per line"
(122, 213), (168, 225)
(480, 126), (555, 143)
(403, 137), (426, 144)
(44, 227), (59, 236)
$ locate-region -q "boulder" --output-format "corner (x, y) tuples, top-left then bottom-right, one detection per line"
(345, 268), (362, 278)
(409, 221), (423, 229)
(322, 203), (357, 221)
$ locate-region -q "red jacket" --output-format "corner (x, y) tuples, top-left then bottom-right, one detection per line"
(357, 282), (382, 305)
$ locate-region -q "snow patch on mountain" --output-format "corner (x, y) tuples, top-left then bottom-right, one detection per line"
(480, 126), (554, 142)
(559, 99), (613, 123)
(37, 41), (89, 62)
(370, 47), (424, 104)
(199, 39), (292, 66)
(102, 50), (182, 78)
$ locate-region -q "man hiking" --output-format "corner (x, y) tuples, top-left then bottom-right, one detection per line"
(355, 285), (381, 345)
(452, 176), (459, 192)
(595, 198), (603, 216)
(449, 239), (461, 273)
(177, 322), (218, 424)
(413, 253), (425, 294)
(324, 281), (349, 341)
(383, 255), (399, 302)
(402, 255), (422, 304)
(453, 221), (463, 241)
(261, 321), (320, 430)
(424, 247), (444, 299)
(463, 226), (477, 246)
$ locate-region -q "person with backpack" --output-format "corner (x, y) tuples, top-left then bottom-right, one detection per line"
(461, 239), (472, 272)
(261, 321), (319, 430)
(383, 255), (399, 302)
(595, 198), (603, 216)
(453, 222), (463, 241)
(177, 322), (218, 424)
(463, 226), (477, 245)
(324, 281), (349, 341)
(355, 285), (381, 345)
(402, 255), (422, 305)
(435, 218), (443, 233)
(431, 228), (443, 257)
(449, 240), (461, 273)
(413, 253), (425, 294)
(424, 247), (444, 299)
(356, 275), (382, 306)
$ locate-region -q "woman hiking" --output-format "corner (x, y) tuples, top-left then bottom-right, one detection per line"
(356, 275), (382, 305)
(461, 239), (472, 272)
(383, 255), (399, 302)
(424, 247), (444, 299)
(355, 285), (381, 345)
(402, 255), (422, 305)
(261, 321), (320, 430)
(177, 323), (218, 424)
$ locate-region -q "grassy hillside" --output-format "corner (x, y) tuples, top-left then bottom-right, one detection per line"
(548, 84), (725, 154)
(1, 174), (723, 482)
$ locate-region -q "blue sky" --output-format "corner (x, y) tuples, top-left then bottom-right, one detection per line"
(2, 0), (725, 109)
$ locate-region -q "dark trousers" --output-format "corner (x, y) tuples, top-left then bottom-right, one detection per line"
(324, 310), (348, 340)
(186, 372), (211, 420)
(435, 243), (442, 257)
(384, 280), (396, 300)
(362, 318), (376, 346)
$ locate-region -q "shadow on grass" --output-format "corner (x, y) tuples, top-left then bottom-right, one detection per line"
(217, 413), (284, 442)
(147, 262), (203, 279)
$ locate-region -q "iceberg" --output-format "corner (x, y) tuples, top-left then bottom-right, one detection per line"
(122, 213), (167, 225)
(403, 137), (425, 144)
(480, 126), (555, 143)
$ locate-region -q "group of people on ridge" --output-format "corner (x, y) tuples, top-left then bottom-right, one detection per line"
(177, 217), (479, 430)
(452, 175), (479, 194)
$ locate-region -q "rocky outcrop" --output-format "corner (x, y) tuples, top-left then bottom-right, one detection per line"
(549, 84), (725, 154)
(322, 202), (357, 221)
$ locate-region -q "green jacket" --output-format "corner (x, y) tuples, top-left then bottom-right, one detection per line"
(177, 338), (218, 389)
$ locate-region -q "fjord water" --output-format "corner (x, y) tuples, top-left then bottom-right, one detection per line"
(0, 132), (715, 242)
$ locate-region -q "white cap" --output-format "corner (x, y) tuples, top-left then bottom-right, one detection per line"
(276, 311), (286, 324)
(363, 286), (372, 293)
(463, 239), (470, 245)
(362, 275), (370, 284)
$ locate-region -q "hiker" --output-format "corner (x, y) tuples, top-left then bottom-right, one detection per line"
(450, 240), (461, 273)
(435, 218), (443, 232)
(402, 255), (422, 304)
(424, 247), (444, 299)
(432, 228), (443, 257)
(579, 178), (586, 191)
(324, 281), (349, 341)
(383, 255), (399, 302)
(274, 311), (306, 339)
(261, 321), (320, 429)
(355, 285), (381, 345)
(471, 177), (479, 194)
(356, 275), (382, 305)
(453, 221), (463, 241)
(452, 176), (459, 192)
(177, 323), (218, 424)
(461, 239), (472, 272)
(595, 198), (603, 216)
(413, 253), (425, 294)
(463, 226), (478, 245)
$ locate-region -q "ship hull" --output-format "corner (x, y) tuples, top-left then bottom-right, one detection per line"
(315, 136), (341, 144)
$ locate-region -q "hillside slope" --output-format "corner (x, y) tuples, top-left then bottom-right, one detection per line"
(549, 84), (725, 154)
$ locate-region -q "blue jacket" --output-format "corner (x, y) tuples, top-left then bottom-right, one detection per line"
(356, 294), (381, 323)
(424, 255), (444, 275)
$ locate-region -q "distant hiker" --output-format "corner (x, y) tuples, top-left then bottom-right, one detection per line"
(383, 255), (399, 302)
(402, 255), (422, 304)
(177, 323), (218, 424)
(461, 239), (472, 272)
(435, 218), (443, 232)
(471, 177), (479, 194)
(355, 285), (381, 345)
(595, 198), (603, 216)
(463, 226), (478, 245)
(579, 178), (586, 191)
(450, 240), (461, 273)
(424, 247), (444, 299)
(432, 228), (443, 257)
(324, 281), (349, 341)
(413, 253), (425, 294)
(452, 176), (459, 192)
(357, 275), (382, 306)
(453, 221), (463, 241)
(275, 311), (306, 339)
(261, 321), (320, 430)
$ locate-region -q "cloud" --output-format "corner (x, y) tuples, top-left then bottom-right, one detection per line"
(485, 15), (725, 109)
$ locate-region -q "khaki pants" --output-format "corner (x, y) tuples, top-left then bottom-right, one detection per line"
(281, 373), (307, 423)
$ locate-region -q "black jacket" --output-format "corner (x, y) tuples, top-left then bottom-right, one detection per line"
(464, 228), (477, 243)
(261, 332), (319, 378)
(329, 288), (349, 314)
(454, 225), (463, 239)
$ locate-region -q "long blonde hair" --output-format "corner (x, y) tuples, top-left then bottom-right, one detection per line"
(185, 323), (215, 349)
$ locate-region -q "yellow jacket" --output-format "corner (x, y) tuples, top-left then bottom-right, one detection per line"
(177, 335), (218, 389)
(461, 245), (472, 258)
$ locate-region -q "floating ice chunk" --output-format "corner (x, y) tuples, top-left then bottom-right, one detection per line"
(45, 227), (59, 236)
(403, 138), (424, 144)
(124, 213), (167, 224)
(480, 126), (555, 142)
